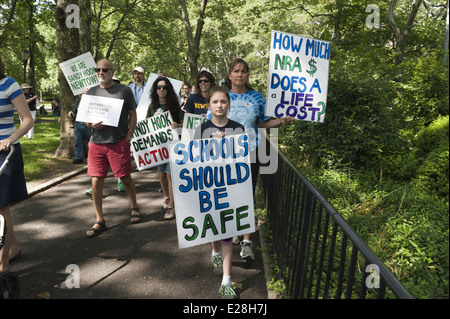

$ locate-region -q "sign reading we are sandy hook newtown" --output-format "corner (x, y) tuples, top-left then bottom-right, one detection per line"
(266, 30), (330, 123)
(59, 52), (99, 96)
(169, 134), (255, 249)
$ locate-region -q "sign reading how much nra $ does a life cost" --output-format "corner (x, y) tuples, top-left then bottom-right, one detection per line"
(266, 30), (330, 123)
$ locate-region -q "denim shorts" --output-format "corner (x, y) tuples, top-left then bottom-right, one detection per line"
(157, 161), (171, 173)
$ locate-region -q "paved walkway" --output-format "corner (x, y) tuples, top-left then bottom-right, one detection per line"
(9, 165), (269, 299)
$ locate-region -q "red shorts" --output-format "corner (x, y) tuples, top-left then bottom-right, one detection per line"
(87, 139), (132, 178)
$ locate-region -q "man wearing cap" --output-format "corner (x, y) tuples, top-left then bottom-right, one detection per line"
(21, 83), (38, 139)
(128, 67), (146, 104)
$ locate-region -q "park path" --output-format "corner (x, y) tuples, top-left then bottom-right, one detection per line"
(9, 166), (268, 299)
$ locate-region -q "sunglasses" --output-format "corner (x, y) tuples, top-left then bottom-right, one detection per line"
(94, 68), (112, 73)
(198, 79), (210, 84)
(157, 85), (168, 90)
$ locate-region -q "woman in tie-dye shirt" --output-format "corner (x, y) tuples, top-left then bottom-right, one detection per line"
(226, 58), (294, 260)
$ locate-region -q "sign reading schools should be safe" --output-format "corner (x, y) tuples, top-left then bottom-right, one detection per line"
(131, 111), (179, 170)
(170, 134), (255, 249)
(59, 52), (99, 96)
(76, 94), (124, 127)
(266, 30), (330, 123)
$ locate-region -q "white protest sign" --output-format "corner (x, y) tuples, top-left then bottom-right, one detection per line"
(266, 31), (330, 123)
(59, 52), (99, 95)
(180, 113), (208, 141)
(136, 73), (183, 122)
(76, 94), (124, 127)
(131, 111), (179, 170)
(170, 134), (255, 249)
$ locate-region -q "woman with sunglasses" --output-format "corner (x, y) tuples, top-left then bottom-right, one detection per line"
(147, 76), (184, 220)
(183, 70), (216, 115)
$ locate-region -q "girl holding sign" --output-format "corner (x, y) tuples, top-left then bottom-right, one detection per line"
(194, 86), (245, 299)
(147, 76), (184, 220)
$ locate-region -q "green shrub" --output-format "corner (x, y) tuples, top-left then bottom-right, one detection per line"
(412, 116), (449, 199)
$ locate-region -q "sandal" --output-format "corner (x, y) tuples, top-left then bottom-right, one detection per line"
(130, 208), (141, 224)
(86, 219), (107, 238)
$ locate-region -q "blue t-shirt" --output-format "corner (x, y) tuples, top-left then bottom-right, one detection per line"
(128, 82), (146, 104)
(206, 89), (270, 151)
(183, 93), (208, 115)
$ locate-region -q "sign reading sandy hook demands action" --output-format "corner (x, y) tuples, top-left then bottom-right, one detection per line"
(131, 111), (179, 170)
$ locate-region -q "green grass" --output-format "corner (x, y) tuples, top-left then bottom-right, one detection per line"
(14, 110), (70, 181)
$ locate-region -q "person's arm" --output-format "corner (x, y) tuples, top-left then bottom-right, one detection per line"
(126, 109), (137, 141)
(6, 94), (34, 146)
(258, 116), (295, 128)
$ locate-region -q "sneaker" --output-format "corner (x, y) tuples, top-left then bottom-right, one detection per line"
(240, 241), (255, 260)
(210, 254), (223, 275)
(163, 197), (170, 209)
(72, 158), (83, 164)
(85, 187), (92, 198)
(164, 207), (175, 220)
(219, 284), (237, 299)
(118, 180), (125, 192)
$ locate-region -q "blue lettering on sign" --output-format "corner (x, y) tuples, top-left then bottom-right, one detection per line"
(272, 31), (303, 53)
(174, 135), (249, 165)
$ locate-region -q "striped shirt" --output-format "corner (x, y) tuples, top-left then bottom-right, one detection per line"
(0, 77), (22, 142)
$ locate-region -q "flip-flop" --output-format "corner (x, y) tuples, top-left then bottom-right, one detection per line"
(130, 208), (141, 224)
(86, 220), (107, 238)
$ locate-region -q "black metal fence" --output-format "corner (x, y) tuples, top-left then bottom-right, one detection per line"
(259, 133), (413, 299)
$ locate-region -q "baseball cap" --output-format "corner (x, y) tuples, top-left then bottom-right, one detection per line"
(133, 67), (144, 73)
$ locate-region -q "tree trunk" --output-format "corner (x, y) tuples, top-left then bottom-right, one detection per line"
(54, 0), (81, 158)
(26, 0), (36, 88)
(387, 0), (423, 65)
(105, 0), (138, 59)
(79, 0), (93, 54)
(178, 0), (208, 82)
(0, 0), (18, 48)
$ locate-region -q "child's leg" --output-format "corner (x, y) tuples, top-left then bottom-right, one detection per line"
(221, 238), (233, 283)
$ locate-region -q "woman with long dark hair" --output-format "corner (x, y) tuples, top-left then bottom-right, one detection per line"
(146, 76), (184, 220)
(147, 76), (184, 125)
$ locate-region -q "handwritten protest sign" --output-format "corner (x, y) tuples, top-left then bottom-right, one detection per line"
(180, 113), (208, 141)
(59, 52), (99, 95)
(131, 111), (179, 170)
(266, 31), (330, 123)
(170, 134), (255, 249)
(136, 73), (183, 122)
(76, 94), (124, 127)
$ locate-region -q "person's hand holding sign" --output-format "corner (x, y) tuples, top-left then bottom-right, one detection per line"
(90, 121), (106, 130)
